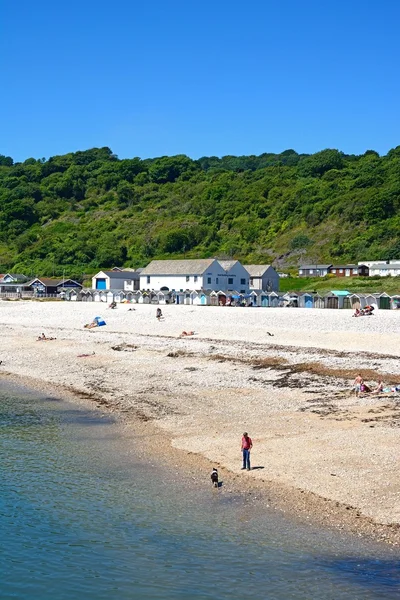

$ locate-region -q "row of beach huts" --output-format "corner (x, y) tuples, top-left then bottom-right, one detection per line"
(60, 288), (400, 310)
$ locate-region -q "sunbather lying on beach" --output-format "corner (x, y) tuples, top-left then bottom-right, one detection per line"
(370, 380), (384, 394)
(77, 351), (96, 357)
(84, 322), (99, 329)
(180, 330), (195, 337)
(37, 333), (56, 341)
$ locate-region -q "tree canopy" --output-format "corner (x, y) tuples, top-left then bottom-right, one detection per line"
(1, 145), (400, 277)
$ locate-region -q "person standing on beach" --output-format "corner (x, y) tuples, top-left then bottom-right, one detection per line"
(241, 432), (253, 470)
(353, 374), (363, 397)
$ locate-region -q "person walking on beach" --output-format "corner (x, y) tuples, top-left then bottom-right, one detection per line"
(241, 432), (253, 471)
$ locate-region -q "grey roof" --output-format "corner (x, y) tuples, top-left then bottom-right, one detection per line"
(97, 270), (139, 280)
(369, 262), (400, 269)
(299, 264), (332, 269)
(217, 260), (238, 271)
(243, 264), (274, 277)
(140, 259), (216, 276)
(1, 273), (29, 282)
(331, 264), (360, 269)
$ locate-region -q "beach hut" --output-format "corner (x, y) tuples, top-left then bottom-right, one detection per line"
(260, 293), (269, 307)
(298, 292), (314, 308)
(157, 291), (166, 304)
(210, 291), (219, 306)
(324, 291), (350, 309)
(313, 293), (325, 309)
(199, 290), (211, 306)
(85, 290), (94, 302)
(191, 290), (200, 305)
(364, 294), (379, 310)
(68, 289), (80, 302)
(266, 291), (280, 307)
(248, 290), (259, 306)
(374, 292), (391, 310)
(349, 293), (366, 310)
(390, 295), (400, 310)
(174, 291), (185, 305)
(115, 291), (125, 303)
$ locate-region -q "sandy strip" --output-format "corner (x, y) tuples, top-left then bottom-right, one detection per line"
(1, 300), (400, 545)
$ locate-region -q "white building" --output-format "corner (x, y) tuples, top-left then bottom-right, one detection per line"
(358, 260), (400, 269)
(92, 269), (141, 291)
(243, 264), (279, 292)
(366, 262), (400, 277)
(139, 258), (250, 293)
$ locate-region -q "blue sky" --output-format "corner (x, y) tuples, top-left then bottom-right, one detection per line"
(1, 0), (399, 162)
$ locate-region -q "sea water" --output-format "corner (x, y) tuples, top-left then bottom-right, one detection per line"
(0, 382), (399, 600)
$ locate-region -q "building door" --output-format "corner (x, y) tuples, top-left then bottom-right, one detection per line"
(343, 297), (351, 309)
(326, 297), (338, 309)
(96, 278), (106, 290)
(379, 297), (390, 310)
(305, 296), (313, 308)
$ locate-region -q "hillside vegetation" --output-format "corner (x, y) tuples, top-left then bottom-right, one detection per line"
(0, 146), (400, 278)
(279, 276), (400, 295)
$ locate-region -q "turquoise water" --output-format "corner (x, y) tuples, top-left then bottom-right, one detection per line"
(0, 382), (399, 600)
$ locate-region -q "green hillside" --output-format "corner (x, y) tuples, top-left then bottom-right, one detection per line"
(279, 276), (400, 295)
(0, 146), (400, 278)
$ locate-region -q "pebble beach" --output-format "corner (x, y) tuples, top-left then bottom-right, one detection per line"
(1, 300), (400, 545)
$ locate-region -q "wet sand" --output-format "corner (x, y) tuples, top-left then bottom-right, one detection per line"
(1, 300), (400, 545)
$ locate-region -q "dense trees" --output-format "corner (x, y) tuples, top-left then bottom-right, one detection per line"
(0, 146), (399, 277)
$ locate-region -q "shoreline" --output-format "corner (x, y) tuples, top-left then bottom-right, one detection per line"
(1, 301), (400, 546)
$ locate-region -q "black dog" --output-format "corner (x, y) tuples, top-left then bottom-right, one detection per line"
(211, 468), (219, 488)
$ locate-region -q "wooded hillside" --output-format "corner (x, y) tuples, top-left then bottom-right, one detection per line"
(1, 146), (399, 278)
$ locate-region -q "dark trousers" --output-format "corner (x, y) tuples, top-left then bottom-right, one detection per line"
(242, 448), (251, 469)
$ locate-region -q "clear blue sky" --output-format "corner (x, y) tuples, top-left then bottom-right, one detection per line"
(1, 0), (399, 162)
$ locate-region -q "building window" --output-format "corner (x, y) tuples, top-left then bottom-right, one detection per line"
(250, 278), (254, 285)
(147, 276), (150, 284)
(331, 269), (336, 274)
(186, 276), (190, 282)
(309, 270), (313, 275)
(207, 277), (211, 284)
(353, 269), (358, 274)
(216, 277), (219, 284)
(339, 269), (343, 274)
(299, 270), (303, 275)
(240, 290), (245, 294)
(228, 278), (233, 285)
(194, 276), (198, 283)
(240, 278), (245, 285)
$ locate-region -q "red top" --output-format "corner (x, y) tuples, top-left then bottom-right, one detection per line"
(241, 436), (252, 450)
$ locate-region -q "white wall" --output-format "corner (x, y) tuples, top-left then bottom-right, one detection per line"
(140, 261), (223, 291)
(369, 267), (400, 277)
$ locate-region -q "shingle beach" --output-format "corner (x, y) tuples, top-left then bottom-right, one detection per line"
(1, 300), (400, 544)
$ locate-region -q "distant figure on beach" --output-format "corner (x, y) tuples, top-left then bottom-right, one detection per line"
(371, 379), (384, 394)
(156, 308), (163, 320)
(352, 308), (361, 317)
(241, 432), (253, 471)
(109, 301), (117, 309)
(210, 468), (219, 488)
(180, 330), (195, 337)
(353, 374), (363, 396)
(37, 333), (56, 341)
